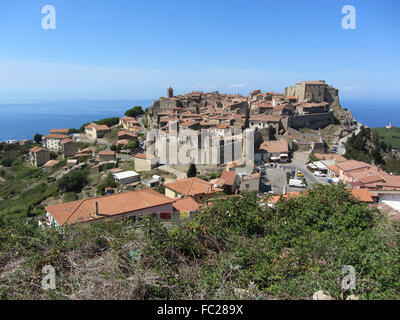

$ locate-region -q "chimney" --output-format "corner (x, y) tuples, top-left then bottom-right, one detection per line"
(95, 202), (98, 216)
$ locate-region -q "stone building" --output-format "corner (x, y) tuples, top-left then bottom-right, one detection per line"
(61, 138), (78, 158)
(284, 80), (340, 106)
(98, 150), (116, 162)
(30, 147), (50, 167)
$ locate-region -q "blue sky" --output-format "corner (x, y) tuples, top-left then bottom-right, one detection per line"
(0, 0), (399, 102)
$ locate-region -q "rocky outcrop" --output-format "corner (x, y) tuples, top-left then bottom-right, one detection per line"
(313, 290), (335, 300)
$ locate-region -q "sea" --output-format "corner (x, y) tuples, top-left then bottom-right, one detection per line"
(0, 100), (152, 142)
(0, 99), (399, 142)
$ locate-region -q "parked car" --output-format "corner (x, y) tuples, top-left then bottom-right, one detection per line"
(314, 171), (326, 177)
(289, 179), (306, 188)
(297, 171), (303, 177)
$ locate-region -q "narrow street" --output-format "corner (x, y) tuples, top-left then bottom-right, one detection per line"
(158, 164), (187, 180)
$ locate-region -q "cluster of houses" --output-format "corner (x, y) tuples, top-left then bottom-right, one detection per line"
(144, 82), (339, 165)
(41, 156), (262, 228)
(19, 83), (400, 228)
(325, 156), (400, 211)
(29, 127), (118, 169)
(28, 116), (144, 170)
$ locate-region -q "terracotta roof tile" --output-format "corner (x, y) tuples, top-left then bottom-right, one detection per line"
(173, 197), (200, 212)
(46, 188), (174, 226)
(350, 188), (374, 203)
(220, 170), (237, 186)
(165, 177), (223, 197)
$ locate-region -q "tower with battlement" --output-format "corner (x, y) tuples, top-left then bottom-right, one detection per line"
(167, 86), (174, 98)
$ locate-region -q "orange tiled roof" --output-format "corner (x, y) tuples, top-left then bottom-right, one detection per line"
(43, 159), (59, 167)
(116, 139), (130, 145)
(164, 177), (223, 197)
(118, 130), (137, 137)
(30, 146), (48, 153)
(61, 138), (76, 144)
(98, 151), (115, 156)
(134, 153), (155, 160)
(259, 139), (288, 154)
(297, 81), (326, 85)
(45, 188), (175, 226)
(85, 123), (110, 131)
(328, 164), (340, 176)
(314, 153), (347, 163)
(220, 170), (237, 186)
(44, 134), (70, 139)
(50, 129), (69, 134)
(173, 197), (200, 212)
(350, 188), (374, 203)
(268, 192), (302, 204)
(336, 160), (370, 172)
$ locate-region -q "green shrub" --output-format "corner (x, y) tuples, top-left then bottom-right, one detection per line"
(57, 170), (89, 193)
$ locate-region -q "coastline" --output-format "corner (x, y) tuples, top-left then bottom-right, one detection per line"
(0, 98), (399, 142)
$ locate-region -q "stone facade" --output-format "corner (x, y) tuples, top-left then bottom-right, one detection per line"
(284, 80), (340, 106)
(30, 147), (51, 167)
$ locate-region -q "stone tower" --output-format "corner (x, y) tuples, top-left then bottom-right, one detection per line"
(167, 86), (174, 98)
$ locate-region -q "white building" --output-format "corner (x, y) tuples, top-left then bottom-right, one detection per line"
(112, 170), (140, 185)
(43, 134), (70, 151)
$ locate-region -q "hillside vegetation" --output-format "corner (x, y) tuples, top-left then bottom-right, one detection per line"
(345, 126), (400, 174)
(1, 185), (399, 300)
(372, 126), (400, 150)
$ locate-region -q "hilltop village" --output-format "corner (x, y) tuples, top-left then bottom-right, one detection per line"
(1, 80), (400, 229)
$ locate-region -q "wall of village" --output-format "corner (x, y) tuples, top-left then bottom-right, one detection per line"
(288, 112), (334, 130)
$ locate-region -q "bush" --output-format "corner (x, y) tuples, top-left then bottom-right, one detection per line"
(96, 173), (117, 196)
(125, 106), (144, 118)
(122, 140), (138, 151)
(33, 133), (42, 144)
(0, 158), (13, 167)
(63, 192), (78, 202)
(95, 117), (120, 127)
(57, 170), (89, 193)
(187, 163), (197, 178)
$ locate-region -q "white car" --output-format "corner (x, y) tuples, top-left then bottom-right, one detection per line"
(289, 179), (306, 188)
(314, 171), (326, 177)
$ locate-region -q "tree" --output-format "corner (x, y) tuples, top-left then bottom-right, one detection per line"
(34, 133), (42, 144)
(95, 117), (120, 127)
(125, 106), (144, 118)
(0, 157), (13, 167)
(49, 151), (58, 160)
(187, 163), (197, 178)
(122, 140), (138, 151)
(96, 173), (117, 196)
(79, 123), (91, 133)
(57, 170), (89, 193)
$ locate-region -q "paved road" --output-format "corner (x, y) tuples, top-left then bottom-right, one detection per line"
(158, 164), (187, 180)
(337, 123), (362, 155)
(282, 164), (321, 185)
(97, 138), (112, 151)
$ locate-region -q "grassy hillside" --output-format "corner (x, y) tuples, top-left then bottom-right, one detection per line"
(1, 185), (399, 300)
(372, 126), (400, 149)
(345, 126), (400, 174)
